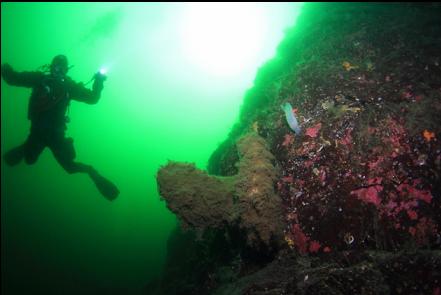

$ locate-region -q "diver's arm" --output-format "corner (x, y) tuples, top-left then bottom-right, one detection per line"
(1, 63), (43, 87)
(70, 76), (105, 105)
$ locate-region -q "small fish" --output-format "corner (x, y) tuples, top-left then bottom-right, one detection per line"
(281, 102), (301, 135)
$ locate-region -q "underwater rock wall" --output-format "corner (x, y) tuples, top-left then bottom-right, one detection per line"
(234, 134), (283, 246)
(213, 249), (441, 295)
(152, 3), (441, 294)
(210, 2), (441, 255)
(157, 133), (284, 248)
(157, 162), (237, 229)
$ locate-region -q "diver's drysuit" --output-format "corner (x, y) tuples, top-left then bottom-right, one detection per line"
(1, 57), (119, 200)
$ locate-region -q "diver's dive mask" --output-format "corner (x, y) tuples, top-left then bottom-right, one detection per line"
(50, 55), (69, 79)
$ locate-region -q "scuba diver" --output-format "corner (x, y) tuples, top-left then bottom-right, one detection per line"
(1, 55), (119, 200)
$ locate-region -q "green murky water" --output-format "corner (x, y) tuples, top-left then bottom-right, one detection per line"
(1, 3), (302, 294)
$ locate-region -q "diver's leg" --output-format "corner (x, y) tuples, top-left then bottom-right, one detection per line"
(23, 131), (46, 165)
(49, 136), (120, 200)
(4, 129), (46, 166)
(24, 143), (46, 165)
(3, 144), (25, 166)
(62, 160), (120, 201)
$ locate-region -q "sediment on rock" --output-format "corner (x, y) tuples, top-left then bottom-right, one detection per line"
(157, 133), (284, 248)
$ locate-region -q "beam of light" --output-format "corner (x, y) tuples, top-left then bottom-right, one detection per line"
(179, 3), (268, 77)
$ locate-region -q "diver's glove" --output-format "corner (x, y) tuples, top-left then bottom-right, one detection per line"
(94, 71), (107, 83)
(92, 71), (106, 94)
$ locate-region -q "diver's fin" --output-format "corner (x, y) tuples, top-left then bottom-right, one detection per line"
(3, 145), (25, 166)
(90, 173), (120, 201)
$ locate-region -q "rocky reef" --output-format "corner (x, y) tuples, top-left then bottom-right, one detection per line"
(157, 133), (284, 248)
(151, 3), (441, 294)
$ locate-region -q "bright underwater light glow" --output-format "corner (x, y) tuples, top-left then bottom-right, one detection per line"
(180, 3), (267, 77)
(99, 67), (108, 75)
